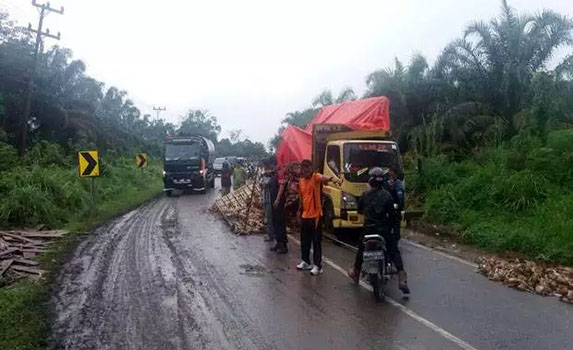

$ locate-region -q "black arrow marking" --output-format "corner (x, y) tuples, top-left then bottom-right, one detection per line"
(81, 152), (97, 176)
(137, 154), (147, 167)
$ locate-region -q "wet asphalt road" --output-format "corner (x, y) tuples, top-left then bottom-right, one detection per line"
(51, 183), (572, 350)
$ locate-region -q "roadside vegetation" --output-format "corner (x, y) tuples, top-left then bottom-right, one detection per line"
(270, 1), (573, 265)
(0, 141), (163, 229)
(410, 129), (573, 265)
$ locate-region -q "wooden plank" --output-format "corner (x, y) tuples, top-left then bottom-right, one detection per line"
(14, 259), (39, 266)
(10, 265), (44, 275)
(0, 259), (13, 277)
(22, 252), (37, 259)
(18, 229), (67, 237)
(21, 248), (47, 254)
(20, 233), (65, 239)
(0, 237), (8, 250)
(0, 248), (20, 258)
(0, 232), (41, 245)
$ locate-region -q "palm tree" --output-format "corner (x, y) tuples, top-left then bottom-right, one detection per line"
(436, 0), (573, 119)
(312, 88), (357, 108)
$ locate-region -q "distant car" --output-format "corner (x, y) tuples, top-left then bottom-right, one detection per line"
(226, 156), (239, 167)
(213, 157), (226, 176)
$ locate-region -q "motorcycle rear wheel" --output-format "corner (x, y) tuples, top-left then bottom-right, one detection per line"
(369, 273), (383, 302)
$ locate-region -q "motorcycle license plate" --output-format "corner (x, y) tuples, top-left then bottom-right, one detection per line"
(363, 251), (384, 261)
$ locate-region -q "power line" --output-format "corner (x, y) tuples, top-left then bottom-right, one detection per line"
(18, 0), (64, 155)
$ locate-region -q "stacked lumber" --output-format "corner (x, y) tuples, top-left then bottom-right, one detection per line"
(214, 182), (265, 235)
(478, 256), (573, 304)
(0, 229), (67, 281)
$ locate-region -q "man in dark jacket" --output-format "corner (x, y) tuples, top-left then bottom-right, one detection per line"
(383, 169), (405, 241)
(220, 161), (232, 196)
(347, 167), (410, 294)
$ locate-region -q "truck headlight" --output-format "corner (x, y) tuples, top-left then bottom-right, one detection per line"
(162, 170), (166, 177)
(341, 192), (358, 210)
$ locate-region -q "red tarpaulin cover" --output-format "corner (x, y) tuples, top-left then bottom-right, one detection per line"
(276, 125), (312, 165)
(305, 96), (390, 133)
(276, 97), (391, 165)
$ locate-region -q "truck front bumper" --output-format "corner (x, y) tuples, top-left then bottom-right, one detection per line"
(333, 210), (364, 229)
(163, 175), (205, 191)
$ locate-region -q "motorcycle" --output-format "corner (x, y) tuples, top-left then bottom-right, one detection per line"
(361, 234), (396, 302)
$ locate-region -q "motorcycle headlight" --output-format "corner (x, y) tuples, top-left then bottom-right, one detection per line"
(341, 192), (358, 210)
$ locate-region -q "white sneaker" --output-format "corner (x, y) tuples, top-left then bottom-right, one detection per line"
(310, 266), (323, 276)
(296, 261), (312, 270)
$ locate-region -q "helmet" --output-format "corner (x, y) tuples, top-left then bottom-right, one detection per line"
(368, 167), (389, 187)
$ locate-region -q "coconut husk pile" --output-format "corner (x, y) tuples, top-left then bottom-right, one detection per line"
(214, 182), (265, 235)
(478, 256), (573, 304)
(0, 229), (67, 284)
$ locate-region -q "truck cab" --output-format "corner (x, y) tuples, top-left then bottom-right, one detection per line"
(163, 136), (216, 196)
(313, 126), (404, 232)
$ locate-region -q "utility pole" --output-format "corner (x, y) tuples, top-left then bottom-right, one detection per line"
(19, 0), (64, 155)
(153, 106), (166, 119)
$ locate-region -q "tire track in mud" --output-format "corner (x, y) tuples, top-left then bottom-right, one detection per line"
(51, 195), (271, 350)
(51, 199), (208, 350)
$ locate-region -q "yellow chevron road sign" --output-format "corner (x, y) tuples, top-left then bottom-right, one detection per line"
(78, 151), (99, 177)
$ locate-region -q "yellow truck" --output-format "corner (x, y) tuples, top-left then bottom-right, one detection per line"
(311, 124), (404, 233)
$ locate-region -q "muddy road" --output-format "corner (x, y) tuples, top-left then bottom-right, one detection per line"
(51, 185), (572, 350)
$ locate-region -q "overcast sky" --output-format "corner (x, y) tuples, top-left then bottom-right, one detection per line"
(1, 0), (572, 144)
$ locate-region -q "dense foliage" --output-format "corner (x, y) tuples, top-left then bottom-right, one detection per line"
(409, 129), (573, 265)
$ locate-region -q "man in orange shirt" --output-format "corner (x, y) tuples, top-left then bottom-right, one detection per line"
(296, 159), (342, 275)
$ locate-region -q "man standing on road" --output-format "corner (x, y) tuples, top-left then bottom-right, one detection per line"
(220, 161), (232, 196)
(296, 159), (342, 275)
(384, 169), (405, 241)
(347, 167), (410, 294)
(262, 158), (275, 243)
(270, 164), (288, 254)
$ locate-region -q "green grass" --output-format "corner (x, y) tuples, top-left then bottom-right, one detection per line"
(0, 150), (163, 350)
(409, 129), (573, 265)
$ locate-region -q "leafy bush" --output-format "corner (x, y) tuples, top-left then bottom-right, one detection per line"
(415, 129), (573, 265)
(24, 141), (71, 167)
(0, 142), (17, 172)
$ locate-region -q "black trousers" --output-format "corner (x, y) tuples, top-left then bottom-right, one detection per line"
(300, 218), (322, 268)
(395, 212), (402, 241)
(354, 227), (404, 272)
(272, 205), (287, 245)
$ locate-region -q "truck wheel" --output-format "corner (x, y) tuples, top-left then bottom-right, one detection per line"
(165, 190), (172, 197)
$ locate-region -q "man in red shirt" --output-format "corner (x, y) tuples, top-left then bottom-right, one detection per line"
(297, 159), (342, 275)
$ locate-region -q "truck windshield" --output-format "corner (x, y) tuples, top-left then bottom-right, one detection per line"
(165, 143), (201, 161)
(343, 143), (402, 183)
